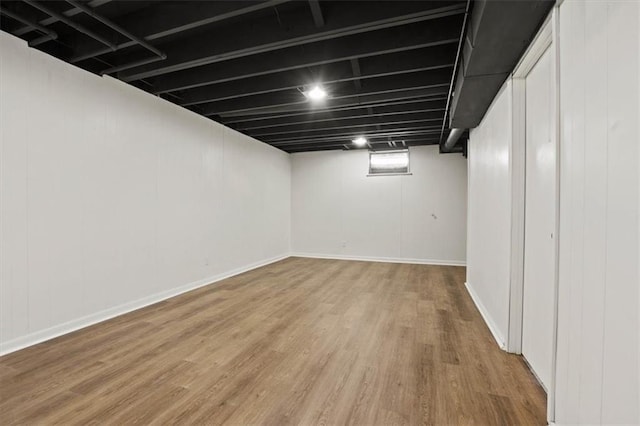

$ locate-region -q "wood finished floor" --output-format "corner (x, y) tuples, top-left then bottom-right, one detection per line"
(0, 257), (546, 425)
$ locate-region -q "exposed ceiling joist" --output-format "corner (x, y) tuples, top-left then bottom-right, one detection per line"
(24, 0), (117, 51)
(216, 88), (448, 119)
(235, 104), (446, 131)
(117, 2), (465, 81)
(12, 0), (112, 36)
(179, 49), (453, 107)
(284, 137), (440, 152)
(202, 70), (451, 116)
(69, 1), (290, 63)
(152, 18), (461, 95)
(265, 126), (442, 144)
(244, 110), (444, 136)
(285, 133), (439, 147)
(224, 97), (447, 125)
(247, 116), (444, 139)
(0, 7), (58, 46)
(269, 127), (439, 147)
(1, 0), (469, 153)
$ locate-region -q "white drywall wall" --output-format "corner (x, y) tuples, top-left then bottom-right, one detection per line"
(554, 1), (639, 423)
(466, 1), (639, 422)
(291, 145), (467, 265)
(466, 81), (513, 347)
(0, 32), (291, 355)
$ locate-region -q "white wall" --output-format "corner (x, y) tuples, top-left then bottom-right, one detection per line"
(554, 1), (639, 424)
(0, 32), (291, 355)
(466, 1), (639, 423)
(291, 146), (467, 265)
(466, 81), (513, 348)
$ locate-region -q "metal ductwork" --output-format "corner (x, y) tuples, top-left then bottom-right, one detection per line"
(448, 0), (554, 129)
(444, 128), (465, 151)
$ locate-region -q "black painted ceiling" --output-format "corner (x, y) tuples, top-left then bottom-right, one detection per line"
(0, 0), (468, 153)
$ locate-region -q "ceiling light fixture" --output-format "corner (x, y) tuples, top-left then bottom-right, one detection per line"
(304, 85), (327, 101)
(352, 136), (368, 147)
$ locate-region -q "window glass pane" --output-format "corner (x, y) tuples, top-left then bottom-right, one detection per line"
(369, 150), (409, 174)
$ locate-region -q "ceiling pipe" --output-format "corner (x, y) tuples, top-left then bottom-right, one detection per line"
(443, 128), (465, 152)
(0, 8), (58, 46)
(438, 0), (471, 146)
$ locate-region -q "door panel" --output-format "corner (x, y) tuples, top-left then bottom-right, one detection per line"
(522, 46), (555, 391)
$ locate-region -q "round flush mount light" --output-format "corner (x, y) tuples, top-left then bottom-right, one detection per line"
(304, 85), (327, 101)
(352, 136), (368, 147)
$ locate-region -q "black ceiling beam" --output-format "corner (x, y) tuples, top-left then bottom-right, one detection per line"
(244, 111), (444, 137)
(65, 0), (166, 67)
(235, 108), (447, 132)
(201, 70), (450, 116)
(234, 101), (446, 131)
(265, 126), (442, 145)
(248, 118), (443, 139)
(274, 136), (441, 151)
(152, 16), (462, 95)
(281, 137), (440, 152)
(216, 87), (448, 118)
(69, 1), (290, 63)
(283, 142), (439, 153)
(24, 0), (118, 51)
(272, 136), (441, 152)
(210, 83), (446, 118)
(278, 133), (441, 147)
(117, 1), (465, 82)
(181, 61), (353, 106)
(12, 0), (111, 36)
(179, 45), (454, 107)
(261, 126), (440, 147)
(0, 7), (58, 46)
(223, 97), (446, 125)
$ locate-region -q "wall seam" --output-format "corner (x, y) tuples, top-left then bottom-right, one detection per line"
(597, 3), (610, 422)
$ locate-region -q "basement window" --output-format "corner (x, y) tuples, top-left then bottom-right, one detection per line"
(368, 150), (411, 176)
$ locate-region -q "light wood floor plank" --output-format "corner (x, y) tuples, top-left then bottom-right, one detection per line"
(0, 257), (546, 425)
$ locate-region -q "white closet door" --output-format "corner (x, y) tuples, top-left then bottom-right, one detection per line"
(522, 46), (556, 391)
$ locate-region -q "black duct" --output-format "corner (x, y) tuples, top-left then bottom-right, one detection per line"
(449, 0), (554, 129)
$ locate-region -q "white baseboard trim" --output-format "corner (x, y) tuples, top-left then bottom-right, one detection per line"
(0, 254), (290, 356)
(464, 281), (507, 350)
(291, 252), (466, 267)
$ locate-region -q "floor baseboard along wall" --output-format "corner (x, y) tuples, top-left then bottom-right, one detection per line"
(0, 254), (289, 356)
(1, 253), (467, 355)
(464, 281), (507, 350)
(292, 253), (466, 267)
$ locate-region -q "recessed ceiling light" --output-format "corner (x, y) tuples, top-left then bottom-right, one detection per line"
(352, 136), (367, 146)
(304, 85), (327, 101)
